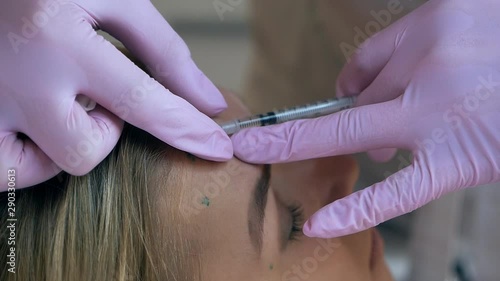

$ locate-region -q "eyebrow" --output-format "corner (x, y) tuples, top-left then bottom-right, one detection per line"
(248, 164), (271, 256)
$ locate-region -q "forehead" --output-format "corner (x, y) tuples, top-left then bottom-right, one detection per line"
(174, 154), (262, 247)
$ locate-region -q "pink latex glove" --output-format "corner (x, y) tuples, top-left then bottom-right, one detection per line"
(232, 0), (500, 238)
(0, 0), (232, 190)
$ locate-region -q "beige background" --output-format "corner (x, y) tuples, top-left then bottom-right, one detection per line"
(152, 0), (248, 22)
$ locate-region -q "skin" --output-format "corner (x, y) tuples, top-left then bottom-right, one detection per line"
(158, 90), (394, 281)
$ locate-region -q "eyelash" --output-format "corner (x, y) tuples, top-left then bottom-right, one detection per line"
(287, 203), (304, 242)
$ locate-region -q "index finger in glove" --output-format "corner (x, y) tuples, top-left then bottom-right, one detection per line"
(303, 163), (426, 238)
(76, 33), (232, 161)
(232, 99), (409, 163)
(95, 0), (227, 116)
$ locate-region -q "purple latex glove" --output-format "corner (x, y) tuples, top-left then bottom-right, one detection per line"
(0, 0), (233, 190)
(232, 0), (500, 238)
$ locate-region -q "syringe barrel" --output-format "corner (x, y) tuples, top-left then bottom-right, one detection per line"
(273, 97), (355, 123)
(219, 97), (356, 135)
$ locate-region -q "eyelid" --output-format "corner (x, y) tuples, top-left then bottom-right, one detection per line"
(275, 190), (303, 251)
(275, 190), (292, 252)
(287, 203), (304, 242)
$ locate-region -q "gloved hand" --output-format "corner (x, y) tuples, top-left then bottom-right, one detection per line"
(0, 0), (232, 190)
(232, 0), (500, 238)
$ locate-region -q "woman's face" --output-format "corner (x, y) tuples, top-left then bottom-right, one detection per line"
(163, 91), (393, 281)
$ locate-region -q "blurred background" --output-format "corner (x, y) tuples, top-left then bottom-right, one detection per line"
(151, 0), (250, 92)
(104, 1), (500, 280)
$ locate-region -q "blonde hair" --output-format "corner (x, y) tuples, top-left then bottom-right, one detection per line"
(1, 125), (200, 281)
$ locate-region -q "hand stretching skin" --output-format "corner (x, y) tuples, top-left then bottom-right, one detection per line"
(232, 0), (500, 238)
(0, 0), (232, 190)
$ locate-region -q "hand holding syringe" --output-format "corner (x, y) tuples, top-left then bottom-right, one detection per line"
(219, 97), (357, 135)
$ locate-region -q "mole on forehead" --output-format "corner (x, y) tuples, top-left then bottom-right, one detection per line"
(201, 196), (210, 207)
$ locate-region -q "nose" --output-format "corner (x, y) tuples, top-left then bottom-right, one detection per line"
(271, 155), (359, 214)
(303, 155), (359, 208)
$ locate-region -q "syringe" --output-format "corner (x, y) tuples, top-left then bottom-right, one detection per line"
(219, 96), (356, 135)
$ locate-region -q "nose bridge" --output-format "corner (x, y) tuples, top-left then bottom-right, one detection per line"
(306, 156), (359, 208)
(271, 156), (359, 214)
